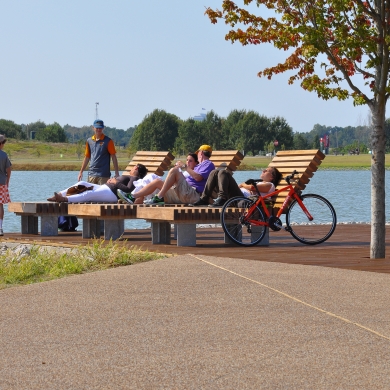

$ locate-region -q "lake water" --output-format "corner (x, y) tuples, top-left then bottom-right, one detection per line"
(4, 170), (390, 232)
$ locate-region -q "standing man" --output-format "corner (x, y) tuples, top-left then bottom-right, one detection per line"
(78, 119), (120, 184)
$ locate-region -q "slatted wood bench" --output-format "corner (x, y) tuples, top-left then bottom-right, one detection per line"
(8, 151), (174, 240)
(267, 149), (325, 213)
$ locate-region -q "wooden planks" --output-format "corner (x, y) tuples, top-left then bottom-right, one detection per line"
(123, 151), (175, 176)
(268, 149), (325, 211)
(210, 150), (244, 173)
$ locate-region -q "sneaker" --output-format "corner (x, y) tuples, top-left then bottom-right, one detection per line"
(190, 198), (209, 206)
(144, 195), (165, 205)
(117, 189), (134, 204)
(209, 197), (227, 207)
(0, 229), (3, 236)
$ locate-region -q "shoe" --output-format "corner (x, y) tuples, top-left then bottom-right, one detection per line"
(143, 195), (165, 205)
(190, 198), (209, 206)
(0, 229), (3, 236)
(54, 192), (68, 203)
(209, 197), (227, 207)
(47, 195), (56, 202)
(117, 189), (134, 204)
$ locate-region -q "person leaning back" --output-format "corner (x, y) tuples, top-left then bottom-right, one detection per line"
(78, 119), (120, 184)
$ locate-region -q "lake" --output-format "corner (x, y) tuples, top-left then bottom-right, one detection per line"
(4, 170), (390, 233)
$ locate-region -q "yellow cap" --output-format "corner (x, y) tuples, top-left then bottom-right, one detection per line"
(196, 144), (213, 153)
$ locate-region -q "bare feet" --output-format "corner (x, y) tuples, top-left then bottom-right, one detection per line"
(54, 192), (68, 203)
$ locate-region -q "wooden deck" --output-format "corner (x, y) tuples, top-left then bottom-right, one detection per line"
(1, 224), (389, 274)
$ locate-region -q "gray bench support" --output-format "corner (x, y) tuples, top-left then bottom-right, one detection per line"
(151, 222), (171, 244)
(41, 216), (59, 236)
(21, 215), (39, 235)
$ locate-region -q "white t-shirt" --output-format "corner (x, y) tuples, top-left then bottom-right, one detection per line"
(241, 182), (275, 198)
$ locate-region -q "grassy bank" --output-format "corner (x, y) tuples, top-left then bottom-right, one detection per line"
(0, 240), (166, 289)
(4, 140), (389, 170)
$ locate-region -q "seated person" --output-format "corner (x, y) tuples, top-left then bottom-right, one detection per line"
(48, 164), (148, 203)
(118, 145), (214, 205)
(193, 167), (282, 207)
(117, 153), (199, 204)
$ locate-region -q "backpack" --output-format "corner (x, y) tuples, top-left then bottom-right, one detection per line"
(58, 216), (79, 232)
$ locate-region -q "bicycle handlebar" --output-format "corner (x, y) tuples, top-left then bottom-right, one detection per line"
(284, 170), (299, 185)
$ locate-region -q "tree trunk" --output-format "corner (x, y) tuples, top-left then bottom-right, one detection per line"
(369, 104), (386, 258)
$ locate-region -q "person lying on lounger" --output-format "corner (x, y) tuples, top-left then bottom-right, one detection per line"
(47, 164), (147, 203)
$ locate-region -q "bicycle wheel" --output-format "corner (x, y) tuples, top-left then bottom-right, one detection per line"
(286, 194), (337, 245)
(221, 196), (267, 246)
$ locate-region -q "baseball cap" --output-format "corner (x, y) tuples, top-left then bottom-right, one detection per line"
(0, 135), (6, 143)
(93, 119), (105, 129)
(196, 144), (212, 153)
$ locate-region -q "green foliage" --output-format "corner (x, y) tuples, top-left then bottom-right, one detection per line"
(0, 240), (165, 289)
(0, 119), (26, 140)
(129, 109), (180, 152)
(35, 122), (68, 143)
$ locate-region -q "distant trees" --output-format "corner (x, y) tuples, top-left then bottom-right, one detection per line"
(0, 119), (26, 140)
(129, 109), (180, 152)
(35, 122), (67, 143)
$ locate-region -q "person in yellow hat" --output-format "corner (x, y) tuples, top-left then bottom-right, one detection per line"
(135, 145), (215, 205)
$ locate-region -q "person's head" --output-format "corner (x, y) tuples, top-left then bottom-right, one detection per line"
(196, 144), (212, 160)
(260, 167), (282, 185)
(129, 163), (148, 179)
(0, 135), (6, 146)
(92, 119), (105, 137)
(186, 153), (198, 169)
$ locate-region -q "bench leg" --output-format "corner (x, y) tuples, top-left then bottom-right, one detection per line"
(176, 224), (196, 247)
(151, 222), (171, 244)
(224, 225), (269, 246)
(104, 220), (124, 240)
(41, 216), (59, 236)
(83, 219), (100, 239)
(21, 215), (38, 235)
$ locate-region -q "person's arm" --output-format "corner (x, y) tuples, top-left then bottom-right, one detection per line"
(183, 165), (203, 181)
(239, 181), (272, 194)
(111, 154), (120, 178)
(6, 166), (11, 186)
(78, 156), (90, 181)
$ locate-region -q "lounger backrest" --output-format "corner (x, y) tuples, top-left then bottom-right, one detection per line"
(123, 151), (175, 177)
(210, 150), (244, 174)
(268, 149), (325, 211)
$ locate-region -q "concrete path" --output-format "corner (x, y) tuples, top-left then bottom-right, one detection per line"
(1, 254), (390, 389)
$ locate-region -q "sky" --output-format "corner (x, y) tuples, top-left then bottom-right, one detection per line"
(1, 0), (373, 134)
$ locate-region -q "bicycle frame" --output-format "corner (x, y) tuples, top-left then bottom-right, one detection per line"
(244, 183), (314, 226)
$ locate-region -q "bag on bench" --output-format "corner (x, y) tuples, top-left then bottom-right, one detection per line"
(58, 216), (79, 232)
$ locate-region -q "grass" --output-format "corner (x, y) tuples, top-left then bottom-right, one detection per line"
(4, 139), (390, 170)
(0, 239), (166, 289)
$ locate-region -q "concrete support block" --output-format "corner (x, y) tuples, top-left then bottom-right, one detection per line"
(41, 216), (59, 236)
(83, 219), (100, 239)
(104, 220), (125, 240)
(176, 224), (197, 247)
(151, 222), (171, 244)
(21, 215), (38, 235)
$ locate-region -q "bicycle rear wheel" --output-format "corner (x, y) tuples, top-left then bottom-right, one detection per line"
(221, 196), (267, 246)
(286, 194), (337, 245)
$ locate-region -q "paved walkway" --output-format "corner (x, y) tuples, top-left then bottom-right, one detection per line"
(1, 254), (390, 389)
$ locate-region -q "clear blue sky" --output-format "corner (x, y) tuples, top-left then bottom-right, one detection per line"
(1, 0), (371, 133)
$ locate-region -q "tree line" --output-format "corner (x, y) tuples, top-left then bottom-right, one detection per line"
(1, 114), (389, 155)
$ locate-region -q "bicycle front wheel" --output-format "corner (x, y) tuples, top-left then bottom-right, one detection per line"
(221, 197), (267, 246)
(286, 194), (337, 245)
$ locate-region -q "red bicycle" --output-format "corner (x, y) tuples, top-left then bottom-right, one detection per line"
(221, 170), (337, 246)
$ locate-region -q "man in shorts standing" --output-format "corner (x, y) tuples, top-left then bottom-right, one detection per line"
(78, 119), (120, 184)
(144, 144), (215, 205)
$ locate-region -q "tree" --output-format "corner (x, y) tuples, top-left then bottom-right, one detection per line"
(221, 109), (247, 149)
(293, 133), (309, 150)
(176, 118), (205, 155)
(129, 109), (179, 152)
(0, 119), (26, 140)
(206, 0), (388, 258)
(35, 122), (67, 143)
(268, 116), (294, 150)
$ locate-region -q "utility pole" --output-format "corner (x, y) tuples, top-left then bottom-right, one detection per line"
(95, 102), (99, 119)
